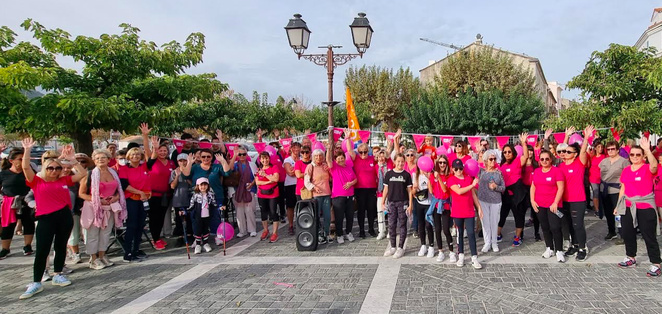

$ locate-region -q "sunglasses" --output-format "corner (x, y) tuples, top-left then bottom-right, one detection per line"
(455, 145), (463, 148)
(488, 158), (496, 161)
(301, 151), (311, 155)
(46, 166), (63, 171)
(201, 155), (212, 159)
(405, 154), (414, 157)
(503, 151), (512, 154)
(566, 150), (577, 154)
(540, 157), (551, 162)
(237, 153), (247, 156)
(606, 147), (617, 151)
(630, 153), (642, 157)
(557, 150), (567, 154)
(358, 151), (369, 155)
(453, 168), (463, 171)
(438, 161), (447, 164)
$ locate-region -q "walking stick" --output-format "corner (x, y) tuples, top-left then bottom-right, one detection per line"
(221, 209), (227, 256)
(181, 211), (190, 259)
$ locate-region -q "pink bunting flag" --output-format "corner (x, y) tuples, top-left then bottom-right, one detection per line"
(307, 133), (317, 143)
(412, 134), (427, 150)
(467, 136), (481, 153)
(552, 133), (565, 144)
(253, 142), (266, 154)
(441, 136), (454, 149)
(357, 130), (371, 143)
(225, 143), (238, 158)
(173, 139), (186, 153)
(279, 138), (292, 153)
(333, 128), (344, 142)
(495, 136), (510, 148)
(198, 142), (212, 149)
(526, 135), (538, 146)
(384, 132), (396, 142)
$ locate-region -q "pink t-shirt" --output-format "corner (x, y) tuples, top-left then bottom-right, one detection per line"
(150, 159), (175, 196)
(404, 162), (417, 176)
(330, 162), (357, 198)
(559, 158), (586, 202)
(448, 153), (471, 165)
(294, 159), (311, 196)
(430, 173), (452, 210)
(273, 157), (286, 183)
(26, 175), (74, 216)
(654, 170), (662, 207)
(256, 166), (279, 199)
(589, 155), (606, 184)
(119, 163), (151, 199)
(522, 165), (534, 186)
(447, 175), (475, 218)
(500, 160), (523, 187)
(532, 167), (563, 208)
(353, 157), (377, 189)
(620, 163), (656, 209)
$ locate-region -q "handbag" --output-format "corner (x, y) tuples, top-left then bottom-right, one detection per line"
(415, 189), (429, 202)
(259, 186), (276, 195)
(224, 170), (241, 187)
(300, 187), (313, 200)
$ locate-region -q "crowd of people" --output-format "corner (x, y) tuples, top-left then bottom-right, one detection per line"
(1, 123), (662, 300)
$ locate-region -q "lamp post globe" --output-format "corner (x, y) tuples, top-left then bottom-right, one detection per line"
(284, 14), (311, 57)
(349, 13), (373, 56)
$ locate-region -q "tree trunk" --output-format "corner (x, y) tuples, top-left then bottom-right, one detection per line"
(73, 131), (94, 156)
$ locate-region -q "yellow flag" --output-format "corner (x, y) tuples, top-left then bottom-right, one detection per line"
(346, 87), (361, 141)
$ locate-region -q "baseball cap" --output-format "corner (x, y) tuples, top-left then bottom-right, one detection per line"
(452, 159), (464, 170)
(196, 177), (209, 185)
(177, 153), (188, 161)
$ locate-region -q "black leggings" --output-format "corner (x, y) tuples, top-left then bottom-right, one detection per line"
(277, 182), (286, 219)
(602, 193), (618, 234)
(415, 201), (434, 246)
(433, 210), (453, 251)
(258, 197), (279, 221)
(33, 207), (73, 282)
(522, 189), (539, 235)
(332, 196), (355, 236)
(355, 188), (377, 233)
(1, 205), (36, 240)
(148, 195), (169, 242)
(499, 191), (526, 229)
(536, 207), (563, 252)
(564, 201), (586, 248)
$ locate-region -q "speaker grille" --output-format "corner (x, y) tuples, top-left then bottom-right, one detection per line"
(297, 212), (313, 229)
(297, 231), (314, 247)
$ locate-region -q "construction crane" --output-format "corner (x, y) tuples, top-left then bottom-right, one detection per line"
(419, 37), (463, 51)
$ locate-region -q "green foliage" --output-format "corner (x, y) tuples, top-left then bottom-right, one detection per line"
(0, 20), (227, 153)
(433, 46), (537, 98)
(547, 44), (662, 138)
(344, 65), (419, 131)
(402, 87), (544, 135)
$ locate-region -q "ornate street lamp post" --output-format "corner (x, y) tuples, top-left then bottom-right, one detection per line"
(285, 13), (374, 128)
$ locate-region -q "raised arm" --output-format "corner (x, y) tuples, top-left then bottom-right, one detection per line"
(518, 132), (530, 167)
(344, 129), (356, 161)
(139, 122), (152, 161)
(326, 127), (334, 169)
(579, 125), (594, 165)
(215, 129), (227, 154)
(215, 153), (232, 172)
(641, 137), (658, 174)
(563, 126), (575, 145)
(181, 154), (195, 176)
(21, 138), (36, 183)
(60, 144), (87, 183)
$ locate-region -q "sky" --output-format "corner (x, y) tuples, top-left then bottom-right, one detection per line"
(2, 0), (659, 106)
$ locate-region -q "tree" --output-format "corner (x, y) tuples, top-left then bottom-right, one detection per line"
(546, 44), (662, 138)
(0, 20), (226, 154)
(401, 87), (544, 135)
(344, 65), (419, 131)
(432, 46), (537, 98)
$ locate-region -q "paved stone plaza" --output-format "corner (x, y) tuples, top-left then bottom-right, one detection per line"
(2, 215), (662, 313)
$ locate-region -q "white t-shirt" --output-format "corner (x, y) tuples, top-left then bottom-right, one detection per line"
(283, 156), (297, 186)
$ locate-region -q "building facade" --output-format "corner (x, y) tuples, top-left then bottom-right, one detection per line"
(634, 8), (662, 56)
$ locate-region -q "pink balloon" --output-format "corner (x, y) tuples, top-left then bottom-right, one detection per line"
(464, 159), (479, 177)
(515, 145), (523, 156)
(216, 222), (235, 242)
(436, 146), (447, 156)
(264, 145), (277, 157)
(417, 156), (434, 172)
(342, 138), (353, 153)
(569, 134), (583, 145)
(313, 141), (326, 152)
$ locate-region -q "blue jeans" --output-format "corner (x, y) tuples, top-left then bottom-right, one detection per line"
(124, 199), (147, 255)
(314, 195), (332, 236)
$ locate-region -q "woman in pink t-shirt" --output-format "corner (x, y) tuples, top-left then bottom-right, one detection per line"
(522, 145), (540, 241)
(448, 159), (484, 269)
(347, 137), (378, 238)
(559, 126), (593, 261)
(615, 138), (661, 276)
(497, 133), (529, 247)
(429, 154), (454, 262)
(589, 141), (606, 218)
(255, 152), (280, 243)
(530, 150), (565, 262)
(19, 139), (87, 299)
(145, 136), (176, 251)
(327, 136), (358, 244)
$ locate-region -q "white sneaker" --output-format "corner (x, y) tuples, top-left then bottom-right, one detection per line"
(327, 235), (334, 243)
(449, 252), (458, 263)
(203, 244), (212, 253)
(67, 253), (81, 265)
(250, 232), (257, 237)
(393, 248), (405, 259)
(556, 251), (566, 263)
(194, 245), (202, 254)
(481, 243), (491, 253)
(89, 259), (105, 270)
(61, 266), (73, 275)
(436, 251), (445, 262)
(384, 246), (396, 257)
(337, 235), (345, 244)
(471, 255), (482, 269)
(427, 247), (436, 258)
(563, 240), (570, 251)
(376, 232), (386, 240)
(456, 253), (465, 267)
(346, 233), (355, 242)
(451, 227), (457, 237)
(236, 233), (246, 238)
(386, 232), (390, 239)
(542, 247), (554, 259)
(492, 243), (500, 252)
(418, 245), (427, 257)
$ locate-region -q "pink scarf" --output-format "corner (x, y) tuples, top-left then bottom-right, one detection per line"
(91, 167), (127, 228)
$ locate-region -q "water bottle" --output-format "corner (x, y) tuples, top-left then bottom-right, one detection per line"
(615, 215), (621, 228)
(143, 200), (150, 211)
